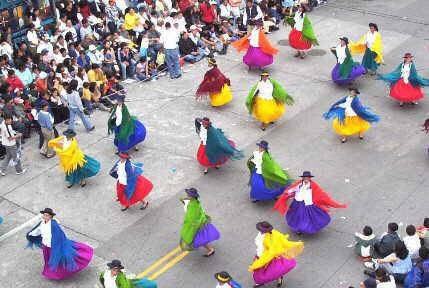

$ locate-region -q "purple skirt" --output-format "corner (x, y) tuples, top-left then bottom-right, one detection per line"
(331, 63), (365, 85)
(253, 256), (297, 285)
(42, 243), (93, 280)
(286, 200), (330, 234)
(193, 223), (220, 248)
(243, 46), (273, 68)
(250, 172), (285, 201)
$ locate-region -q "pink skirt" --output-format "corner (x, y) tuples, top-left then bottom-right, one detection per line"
(253, 256), (297, 285)
(42, 243), (93, 280)
(243, 46), (274, 68)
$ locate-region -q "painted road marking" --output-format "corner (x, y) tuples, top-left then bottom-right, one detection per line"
(147, 251), (189, 280)
(0, 215), (40, 242)
(137, 246), (182, 278)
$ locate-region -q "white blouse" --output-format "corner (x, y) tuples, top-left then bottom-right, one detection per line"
(293, 181), (313, 205)
(339, 96), (357, 117)
(255, 232), (265, 257)
(251, 150), (264, 174)
(364, 31), (376, 49)
(63, 138), (72, 150)
(249, 27), (259, 47)
(103, 270), (118, 288)
(256, 80), (274, 100)
(216, 283), (232, 288)
(199, 128), (208, 145)
(28, 220), (52, 247)
(335, 44), (347, 64)
(401, 63), (411, 84)
(117, 161), (127, 185)
(115, 105), (123, 127)
(183, 199), (190, 212)
(293, 12), (305, 31)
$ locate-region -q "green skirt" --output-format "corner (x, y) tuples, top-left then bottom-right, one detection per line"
(361, 48), (379, 71)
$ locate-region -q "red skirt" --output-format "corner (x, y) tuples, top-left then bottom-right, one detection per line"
(117, 176), (153, 207)
(196, 143), (232, 168)
(390, 78), (424, 102)
(288, 29), (312, 51)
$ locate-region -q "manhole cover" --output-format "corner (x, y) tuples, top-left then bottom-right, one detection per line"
(307, 49), (327, 56)
(278, 39), (290, 46)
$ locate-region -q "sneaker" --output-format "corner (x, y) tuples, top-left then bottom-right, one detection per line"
(0, 170), (6, 176)
(16, 169), (26, 175)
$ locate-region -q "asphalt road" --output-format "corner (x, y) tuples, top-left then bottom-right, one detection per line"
(1, 0), (429, 287)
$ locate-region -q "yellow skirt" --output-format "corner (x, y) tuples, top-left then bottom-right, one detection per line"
(333, 116), (370, 136)
(252, 97), (285, 124)
(210, 84), (233, 107)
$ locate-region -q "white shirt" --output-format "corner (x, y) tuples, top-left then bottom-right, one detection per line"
(336, 44), (347, 64)
(27, 30), (39, 46)
(251, 150), (264, 174)
(377, 275), (396, 288)
(103, 270), (118, 288)
(364, 31), (376, 49)
(117, 161), (127, 185)
(220, 4), (232, 18)
(249, 27), (259, 47)
(216, 283), (232, 288)
(199, 128), (208, 145)
(401, 63), (411, 84)
(160, 28), (179, 49)
(339, 96), (357, 117)
(183, 199), (190, 212)
(40, 220), (52, 247)
(403, 235), (421, 258)
(294, 12), (305, 31)
(63, 138), (72, 150)
(293, 181), (313, 205)
(115, 105), (123, 127)
(0, 121), (17, 146)
(255, 232), (265, 257)
(256, 80), (274, 100)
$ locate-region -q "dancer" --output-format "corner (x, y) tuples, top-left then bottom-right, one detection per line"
(231, 19), (278, 70)
(324, 88), (380, 143)
(249, 221), (303, 287)
(109, 153), (153, 212)
(214, 271), (242, 288)
(26, 208), (93, 280)
(330, 37), (365, 85)
(349, 23), (383, 75)
(108, 94), (146, 154)
(274, 171), (347, 234)
(99, 260), (157, 288)
(48, 129), (100, 187)
(180, 188), (220, 257)
(195, 117), (243, 174)
(196, 58), (232, 107)
(247, 140), (292, 202)
(286, 5), (318, 59)
(378, 53), (429, 106)
(246, 71), (294, 130)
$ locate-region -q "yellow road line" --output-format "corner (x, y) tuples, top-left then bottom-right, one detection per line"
(137, 246), (182, 278)
(148, 251), (190, 280)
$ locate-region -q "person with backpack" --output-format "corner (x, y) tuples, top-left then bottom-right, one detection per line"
(214, 271), (241, 288)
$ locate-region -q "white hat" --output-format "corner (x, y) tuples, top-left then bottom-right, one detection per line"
(190, 25), (201, 31)
(39, 71), (48, 80)
(170, 8), (178, 13)
(89, 44), (97, 51)
(209, 0), (217, 4)
(88, 15), (101, 25)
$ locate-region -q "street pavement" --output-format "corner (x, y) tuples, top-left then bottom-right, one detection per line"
(1, 0), (429, 287)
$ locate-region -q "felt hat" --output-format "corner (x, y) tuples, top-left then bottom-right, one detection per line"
(119, 152), (130, 159)
(208, 58), (217, 65)
(363, 278), (377, 288)
(185, 188), (199, 198)
(300, 171), (314, 178)
(107, 260), (124, 270)
(214, 271), (232, 283)
(260, 71), (270, 77)
(63, 129), (76, 138)
(349, 87), (360, 94)
(40, 208), (56, 216)
(339, 37), (349, 45)
(256, 140), (269, 150)
(256, 221), (273, 233)
(403, 53), (413, 58)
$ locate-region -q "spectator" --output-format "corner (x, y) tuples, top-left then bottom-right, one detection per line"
(87, 45), (104, 66)
(375, 223), (401, 258)
(37, 101), (55, 158)
(105, 0), (122, 33)
(15, 63), (34, 87)
(26, 24), (39, 54)
(375, 268), (396, 288)
(417, 218), (429, 247)
(219, 0), (233, 21)
(355, 226), (377, 261)
(404, 247), (429, 288)
(243, 0), (264, 31)
(88, 64), (107, 93)
(135, 57), (149, 81)
(77, 49), (92, 69)
(65, 79), (95, 132)
(404, 225), (421, 260)
(179, 31), (206, 63)
(200, 0), (218, 26)
(124, 8), (140, 39)
(118, 43), (137, 80)
(147, 23), (162, 60)
(160, 22), (181, 79)
(0, 115), (25, 176)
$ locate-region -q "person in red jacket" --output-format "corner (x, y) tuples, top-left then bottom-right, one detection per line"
(6, 70), (24, 92)
(200, 0), (218, 25)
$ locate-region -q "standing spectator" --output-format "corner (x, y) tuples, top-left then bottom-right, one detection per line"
(147, 23), (162, 60)
(404, 225), (421, 260)
(375, 223), (401, 258)
(200, 0), (218, 26)
(65, 80), (95, 132)
(118, 44), (137, 80)
(0, 115), (25, 176)
(26, 24), (39, 55)
(37, 101), (55, 158)
(161, 22), (181, 79)
(15, 63), (34, 87)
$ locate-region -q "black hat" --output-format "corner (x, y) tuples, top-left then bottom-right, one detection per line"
(368, 23), (378, 31)
(40, 208), (56, 216)
(63, 129), (76, 138)
(185, 188), (199, 198)
(300, 171), (314, 178)
(363, 278), (377, 288)
(256, 140), (269, 150)
(349, 87), (360, 94)
(214, 271), (232, 283)
(339, 37), (349, 45)
(256, 221), (273, 233)
(107, 260), (124, 269)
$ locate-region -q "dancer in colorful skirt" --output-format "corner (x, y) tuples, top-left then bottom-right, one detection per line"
(99, 260), (157, 288)
(180, 188), (220, 256)
(274, 171), (347, 234)
(249, 221), (303, 287)
(231, 19), (279, 70)
(324, 88), (380, 143)
(196, 58), (233, 107)
(26, 208), (93, 280)
(286, 5), (318, 59)
(378, 53), (429, 106)
(108, 94), (146, 154)
(247, 140), (292, 202)
(195, 117), (243, 174)
(214, 271), (242, 288)
(349, 23), (384, 75)
(109, 152), (153, 211)
(246, 72), (294, 130)
(48, 129), (100, 187)
(330, 37), (365, 85)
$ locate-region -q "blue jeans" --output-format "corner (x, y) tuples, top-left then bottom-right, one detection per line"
(165, 48), (181, 78)
(183, 48), (206, 63)
(120, 59), (137, 80)
(270, 9), (282, 24)
(148, 44), (162, 60)
(68, 107), (94, 131)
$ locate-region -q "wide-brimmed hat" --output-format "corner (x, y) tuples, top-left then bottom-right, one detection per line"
(107, 260), (124, 270)
(300, 171), (314, 178)
(339, 37), (349, 45)
(403, 53), (413, 58)
(63, 129), (76, 138)
(214, 271), (232, 283)
(40, 208), (56, 216)
(208, 58), (216, 65)
(256, 221), (273, 233)
(349, 87), (360, 94)
(185, 188), (199, 198)
(119, 152), (130, 159)
(260, 71), (270, 77)
(363, 278), (377, 288)
(256, 140), (269, 150)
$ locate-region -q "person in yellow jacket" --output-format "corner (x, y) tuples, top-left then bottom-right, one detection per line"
(349, 23), (383, 75)
(249, 221), (303, 287)
(124, 7), (140, 39)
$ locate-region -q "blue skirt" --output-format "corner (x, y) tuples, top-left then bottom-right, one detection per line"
(65, 155), (100, 185)
(331, 63), (365, 85)
(250, 171), (285, 201)
(193, 223), (220, 248)
(134, 278), (158, 288)
(285, 200), (330, 234)
(361, 48), (379, 71)
(114, 120), (146, 152)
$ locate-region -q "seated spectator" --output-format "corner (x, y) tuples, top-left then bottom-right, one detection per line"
(15, 63), (34, 87)
(87, 45), (104, 66)
(404, 225), (421, 260)
(200, 0), (217, 26)
(118, 43), (137, 80)
(82, 82), (94, 114)
(135, 57), (149, 81)
(375, 268), (396, 288)
(404, 247), (429, 288)
(124, 7), (140, 39)
(37, 101), (55, 158)
(147, 23), (162, 60)
(375, 223), (401, 258)
(358, 278), (377, 288)
(179, 31), (205, 63)
(77, 49), (92, 69)
(355, 226), (377, 261)
(6, 70), (25, 93)
(87, 64), (107, 93)
(35, 72), (49, 93)
(417, 218), (429, 247)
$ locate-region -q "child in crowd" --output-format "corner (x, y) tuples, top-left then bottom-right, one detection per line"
(374, 223), (401, 258)
(82, 82), (94, 114)
(355, 226), (377, 261)
(417, 218), (429, 247)
(403, 225), (421, 260)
